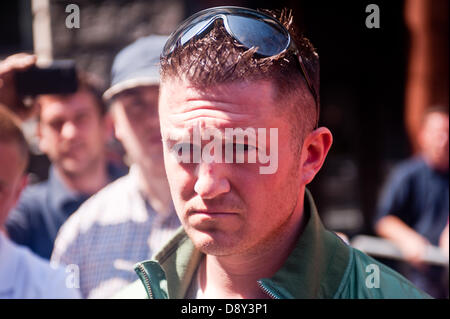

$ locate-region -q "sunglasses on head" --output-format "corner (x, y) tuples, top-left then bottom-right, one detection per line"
(163, 6), (319, 127)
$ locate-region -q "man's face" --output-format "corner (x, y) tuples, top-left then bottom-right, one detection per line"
(159, 79), (306, 256)
(0, 142), (27, 228)
(111, 86), (163, 167)
(420, 112), (449, 171)
(38, 90), (108, 176)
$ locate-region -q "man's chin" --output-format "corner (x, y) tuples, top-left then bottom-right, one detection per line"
(187, 227), (241, 256)
(59, 160), (89, 176)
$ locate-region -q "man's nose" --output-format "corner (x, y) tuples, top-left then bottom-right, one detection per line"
(61, 121), (78, 139)
(194, 161), (230, 200)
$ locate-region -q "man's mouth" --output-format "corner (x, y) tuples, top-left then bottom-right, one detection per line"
(186, 207), (243, 232)
(189, 210), (239, 216)
(61, 144), (85, 157)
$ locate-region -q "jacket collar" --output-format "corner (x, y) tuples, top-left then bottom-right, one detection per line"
(47, 166), (87, 216)
(258, 189), (350, 298)
(136, 189), (351, 298)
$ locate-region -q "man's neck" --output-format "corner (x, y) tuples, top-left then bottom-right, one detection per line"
(55, 159), (109, 195)
(199, 196), (307, 299)
(421, 154), (449, 174)
(135, 162), (172, 216)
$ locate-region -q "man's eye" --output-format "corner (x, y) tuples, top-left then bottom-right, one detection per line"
(171, 143), (191, 156)
(222, 143), (257, 163)
(170, 143), (200, 163)
(232, 144), (256, 152)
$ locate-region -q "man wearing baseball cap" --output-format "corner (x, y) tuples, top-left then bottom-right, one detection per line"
(51, 35), (180, 299)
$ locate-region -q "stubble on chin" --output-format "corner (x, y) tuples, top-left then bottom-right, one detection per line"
(184, 223), (242, 257)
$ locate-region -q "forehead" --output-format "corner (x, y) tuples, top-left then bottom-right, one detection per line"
(423, 112), (449, 131)
(39, 90), (98, 120)
(114, 85), (159, 102)
(159, 79), (282, 131)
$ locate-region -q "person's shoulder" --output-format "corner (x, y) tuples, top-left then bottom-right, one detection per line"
(334, 247), (432, 299)
(4, 236), (80, 298)
(392, 157), (428, 178)
(16, 179), (50, 208)
(6, 180), (50, 226)
(382, 157), (427, 190)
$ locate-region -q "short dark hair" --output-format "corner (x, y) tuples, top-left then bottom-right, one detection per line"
(77, 72), (108, 116)
(0, 105), (29, 172)
(160, 8), (319, 149)
(36, 72), (107, 119)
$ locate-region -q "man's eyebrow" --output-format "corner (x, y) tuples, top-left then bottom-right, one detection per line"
(163, 127), (263, 143)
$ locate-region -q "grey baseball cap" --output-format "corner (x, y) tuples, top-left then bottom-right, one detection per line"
(103, 35), (168, 100)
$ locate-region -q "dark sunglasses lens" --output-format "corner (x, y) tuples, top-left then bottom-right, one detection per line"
(180, 19), (211, 47)
(226, 15), (289, 56)
(164, 12), (217, 56)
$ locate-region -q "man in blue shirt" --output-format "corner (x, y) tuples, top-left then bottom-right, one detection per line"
(375, 107), (449, 298)
(0, 54), (125, 259)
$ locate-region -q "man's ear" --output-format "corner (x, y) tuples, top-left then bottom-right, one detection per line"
(299, 127), (333, 185)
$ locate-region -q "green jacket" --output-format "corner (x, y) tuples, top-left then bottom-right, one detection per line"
(115, 190), (431, 299)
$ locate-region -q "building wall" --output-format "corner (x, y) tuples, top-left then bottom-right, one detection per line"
(49, 0), (185, 88)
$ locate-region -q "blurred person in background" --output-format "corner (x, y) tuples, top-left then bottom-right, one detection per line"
(51, 35), (180, 298)
(375, 107), (449, 298)
(0, 53), (126, 260)
(0, 106), (80, 298)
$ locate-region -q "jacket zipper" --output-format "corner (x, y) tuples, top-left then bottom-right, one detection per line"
(257, 281), (278, 299)
(138, 264), (278, 299)
(137, 263), (154, 299)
